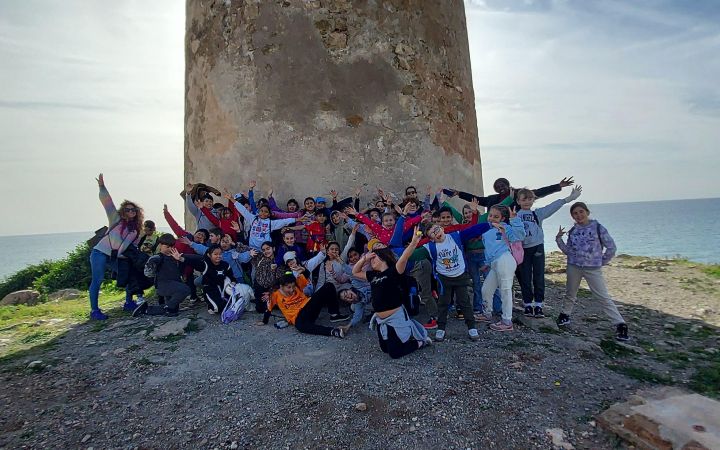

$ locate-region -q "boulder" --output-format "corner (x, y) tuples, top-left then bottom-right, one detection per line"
(48, 289), (82, 301)
(1, 290), (40, 306)
(597, 387), (720, 450)
(149, 318), (191, 340)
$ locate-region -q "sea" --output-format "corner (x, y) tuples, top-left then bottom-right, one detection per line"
(0, 198), (717, 280)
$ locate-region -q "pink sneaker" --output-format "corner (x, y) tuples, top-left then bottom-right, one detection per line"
(489, 321), (514, 332)
(474, 313), (492, 322)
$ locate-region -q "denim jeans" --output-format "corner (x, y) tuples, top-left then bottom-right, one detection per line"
(466, 250), (501, 314)
(89, 248), (131, 311)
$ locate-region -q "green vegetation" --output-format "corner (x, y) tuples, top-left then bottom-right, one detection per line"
(690, 364), (720, 398)
(703, 265), (720, 279)
(606, 364), (674, 384)
(0, 289), (125, 363)
(600, 338), (637, 357)
(0, 243), (103, 299)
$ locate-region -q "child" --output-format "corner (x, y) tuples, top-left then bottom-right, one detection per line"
(410, 219), (497, 341)
(477, 205), (526, 332)
(138, 220), (160, 255)
(275, 228), (305, 265)
(555, 202), (628, 341)
(516, 186), (582, 318)
(185, 183), (216, 231)
(134, 234), (193, 317)
(265, 273), (349, 337)
(352, 228), (431, 359)
(252, 241), (285, 311)
(234, 200), (298, 251)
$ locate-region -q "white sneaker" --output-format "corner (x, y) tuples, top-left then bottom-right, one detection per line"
(434, 329), (446, 342)
(468, 328), (480, 341)
(136, 296), (146, 305)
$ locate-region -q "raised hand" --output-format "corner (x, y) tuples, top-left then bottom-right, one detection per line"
(354, 186), (362, 198)
(222, 188), (234, 200)
(509, 206), (517, 219)
(163, 204), (168, 213)
(249, 249), (259, 258)
(249, 180), (257, 189)
(96, 173), (104, 186)
(426, 185), (433, 196)
(566, 185), (583, 201)
(559, 176), (575, 188)
(185, 182), (194, 194)
(410, 225), (422, 246)
(556, 226), (566, 239)
(178, 236), (192, 246)
(401, 202), (413, 216)
(230, 221), (241, 232)
(351, 223), (360, 234)
(344, 206), (358, 217)
(330, 189), (338, 199)
(169, 247), (182, 261)
(268, 188), (274, 198)
(470, 197), (479, 212)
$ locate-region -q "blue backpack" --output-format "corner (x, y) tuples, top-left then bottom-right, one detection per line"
(426, 231), (465, 295)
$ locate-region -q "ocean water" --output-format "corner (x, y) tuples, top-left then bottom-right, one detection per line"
(0, 198), (717, 280)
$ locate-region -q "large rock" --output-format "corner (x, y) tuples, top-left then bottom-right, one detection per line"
(149, 319), (191, 340)
(48, 288), (82, 301)
(597, 387), (720, 450)
(1, 290), (40, 306)
(185, 0), (482, 226)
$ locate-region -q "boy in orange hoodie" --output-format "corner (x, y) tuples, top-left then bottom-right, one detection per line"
(264, 273), (349, 337)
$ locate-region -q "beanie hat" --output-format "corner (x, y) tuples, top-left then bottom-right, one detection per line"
(283, 251), (297, 263)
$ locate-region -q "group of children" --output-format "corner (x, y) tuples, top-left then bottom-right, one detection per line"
(88, 173), (629, 359)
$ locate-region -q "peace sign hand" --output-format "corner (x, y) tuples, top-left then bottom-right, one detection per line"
(509, 206), (517, 219)
(556, 226), (566, 239)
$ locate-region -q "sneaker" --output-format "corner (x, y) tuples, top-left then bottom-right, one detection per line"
(533, 306), (545, 318)
(455, 311), (465, 320)
(468, 328), (480, 341)
(123, 300), (139, 312)
(557, 313), (571, 327)
(523, 305), (534, 317)
(423, 318), (438, 330)
(489, 321), (514, 332)
(474, 313), (492, 323)
(330, 313), (350, 323)
(616, 323), (629, 342)
(434, 329), (446, 342)
(90, 309), (108, 321)
(135, 296), (146, 305)
(331, 327), (345, 339)
(422, 336), (433, 347)
(132, 302), (148, 317)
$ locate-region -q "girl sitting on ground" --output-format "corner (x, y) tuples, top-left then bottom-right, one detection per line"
(352, 227), (431, 359)
(555, 202), (628, 341)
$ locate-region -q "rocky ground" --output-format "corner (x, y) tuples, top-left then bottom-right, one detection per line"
(0, 253), (718, 449)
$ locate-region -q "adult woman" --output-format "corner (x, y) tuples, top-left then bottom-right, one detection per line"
(88, 173), (144, 320)
(352, 227), (430, 359)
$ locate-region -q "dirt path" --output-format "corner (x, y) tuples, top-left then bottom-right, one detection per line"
(0, 254), (718, 449)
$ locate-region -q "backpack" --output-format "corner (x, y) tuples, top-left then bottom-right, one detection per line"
(404, 279), (420, 316)
(143, 255), (165, 282)
(427, 232), (465, 295)
(500, 226), (524, 265)
(221, 279), (248, 324)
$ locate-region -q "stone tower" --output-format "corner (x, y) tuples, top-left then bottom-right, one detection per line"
(185, 0), (482, 207)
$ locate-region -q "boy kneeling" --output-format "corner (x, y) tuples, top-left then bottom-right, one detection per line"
(264, 273), (348, 338)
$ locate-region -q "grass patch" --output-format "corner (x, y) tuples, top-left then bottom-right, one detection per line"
(690, 364), (720, 398)
(600, 338), (636, 358)
(703, 265), (720, 279)
(0, 290), (126, 364)
(607, 364), (673, 384)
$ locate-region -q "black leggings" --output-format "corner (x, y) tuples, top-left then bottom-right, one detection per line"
(295, 283), (339, 336)
(204, 284), (228, 313)
(376, 323), (421, 359)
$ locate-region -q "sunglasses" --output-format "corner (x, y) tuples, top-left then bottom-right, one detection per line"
(124, 207), (138, 212)
(406, 191), (417, 195)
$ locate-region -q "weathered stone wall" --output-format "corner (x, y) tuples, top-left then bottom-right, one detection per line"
(185, 0), (482, 210)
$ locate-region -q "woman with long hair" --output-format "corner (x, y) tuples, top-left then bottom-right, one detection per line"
(88, 173), (144, 320)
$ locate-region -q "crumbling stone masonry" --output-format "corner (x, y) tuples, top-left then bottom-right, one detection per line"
(185, 0), (482, 205)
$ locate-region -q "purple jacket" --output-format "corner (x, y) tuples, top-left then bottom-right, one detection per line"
(556, 220), (616, 268)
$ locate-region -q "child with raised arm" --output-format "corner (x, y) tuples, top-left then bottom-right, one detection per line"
(353, 227), (431, 359)
(185, 182), (216, 231)
(556, 202), (628, 341)
(476, 205), (526, 332)
(516, 186), (582, 318)
(234, 198), (298, 251)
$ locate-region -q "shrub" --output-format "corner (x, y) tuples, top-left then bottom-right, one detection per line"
(0, 260), (55, 299)
(32, 244), (93, 294)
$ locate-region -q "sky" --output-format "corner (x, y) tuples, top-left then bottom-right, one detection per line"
(0, 0), (718, 236)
